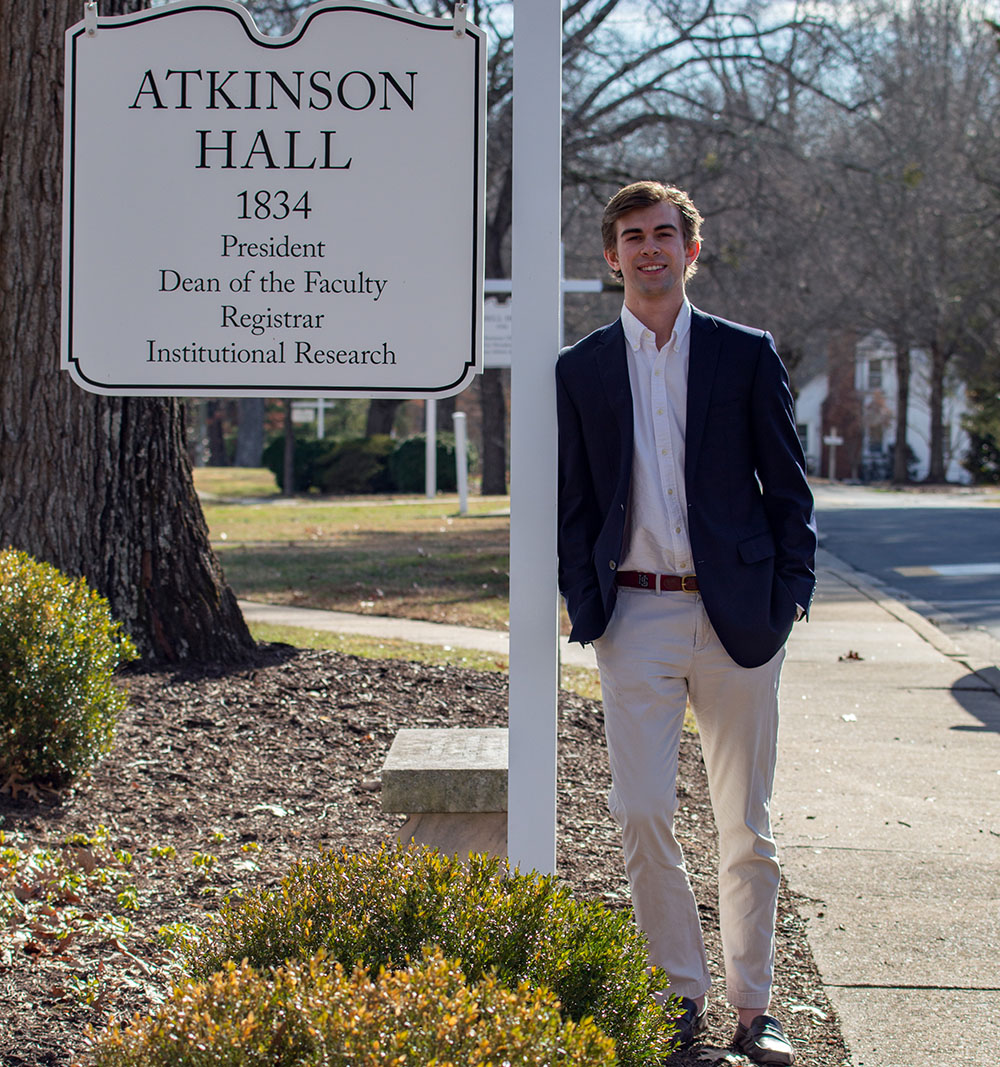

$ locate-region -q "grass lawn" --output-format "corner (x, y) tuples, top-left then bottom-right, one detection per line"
(193, 465), (282, 499)
(192, 467), (593, 685)
(200, 486), (512, 633)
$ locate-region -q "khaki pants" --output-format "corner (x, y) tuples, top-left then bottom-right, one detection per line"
(594, 587), (785, 1010)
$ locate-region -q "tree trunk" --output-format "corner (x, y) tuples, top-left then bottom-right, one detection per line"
(892, 333), (911, 484)
(206, 400), (230, 466)
(480, 165), (511, 495)
(187, 400), (209, 467)
(282, 401), (296, 496)
(366, 398), (404, 436)
(234, 398), (266, 467)
(925, 339), (948, 483)
(435, 396), (456, 432)
(479, 368), (508, 494)
(0, 1), (255, 666)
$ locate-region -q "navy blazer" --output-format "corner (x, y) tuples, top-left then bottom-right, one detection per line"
(556, 307), (817, 669)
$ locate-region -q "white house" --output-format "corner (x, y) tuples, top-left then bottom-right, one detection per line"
(793, 331), (972, 483)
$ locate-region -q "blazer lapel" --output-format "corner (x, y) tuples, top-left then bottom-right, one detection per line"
(685, 308), (721, 486)
(594, 320), (633, 442)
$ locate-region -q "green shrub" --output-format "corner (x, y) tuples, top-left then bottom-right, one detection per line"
(189, 844), (676, 1067)
(261, 434), (330, 493)
(263, 432), (478, 495)
(964, 429), (1000, 484)
(91, 948), (617, 1066)
(962, 391), (1000, 484)
(388, 432), (473, 493)
(0, 549), (136, 787)
(314, 435), (395, 495)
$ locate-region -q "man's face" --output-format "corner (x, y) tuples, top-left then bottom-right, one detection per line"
(604, 201), (700, 304)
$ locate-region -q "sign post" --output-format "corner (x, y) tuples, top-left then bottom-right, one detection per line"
(62, 0), (486, 400)
(507, 0), (561, 874)
(823, 428), (845, 481)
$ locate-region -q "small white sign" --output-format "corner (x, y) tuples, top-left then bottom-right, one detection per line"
(484, 295), (512, 368)
(62, 0), (486, 398)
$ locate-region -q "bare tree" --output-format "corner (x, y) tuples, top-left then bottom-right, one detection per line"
(0, 0), (255, 664)
(234, 398), (267, 467)
(365, 398), (405, 436)
(830, 0), (1000, 482)
(246, 1), (854, 491)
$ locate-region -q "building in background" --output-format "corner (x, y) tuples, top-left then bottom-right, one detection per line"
(793, 331), (971, 484)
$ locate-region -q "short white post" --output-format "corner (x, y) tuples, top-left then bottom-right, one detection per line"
(425, 398), (437, 498)
(823, 426), (844, 482)
(453, 411), (469, 516)
(316, 397), (325, 439)
(507, 0), (561, 874)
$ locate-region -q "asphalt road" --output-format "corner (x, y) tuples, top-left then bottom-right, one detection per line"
(811, 482), (1000, 640)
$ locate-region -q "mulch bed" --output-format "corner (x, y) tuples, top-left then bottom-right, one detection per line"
(0, 646), (850, 1065)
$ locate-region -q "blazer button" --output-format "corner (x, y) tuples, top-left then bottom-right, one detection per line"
(609, 560), (616, 570)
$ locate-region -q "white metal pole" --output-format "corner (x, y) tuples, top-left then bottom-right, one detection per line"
(508, 0), (561, 874)
(425, 398), (437, 498)
(453, 411), (469, 516)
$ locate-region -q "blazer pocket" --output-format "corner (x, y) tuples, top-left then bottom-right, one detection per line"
(738, 531), (776, 564)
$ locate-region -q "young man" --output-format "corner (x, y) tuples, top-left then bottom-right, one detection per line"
(556, 181), (816, 1064)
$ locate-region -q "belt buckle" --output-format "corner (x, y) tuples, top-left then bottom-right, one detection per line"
(680, 574), (697, 593)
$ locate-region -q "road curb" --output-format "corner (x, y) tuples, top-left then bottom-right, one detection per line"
(816, 546), (1000, 695)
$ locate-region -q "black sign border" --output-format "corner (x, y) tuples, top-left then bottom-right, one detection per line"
(63, 1), (485, 397)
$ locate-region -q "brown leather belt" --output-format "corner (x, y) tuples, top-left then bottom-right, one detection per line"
(616, 570), (699, 592)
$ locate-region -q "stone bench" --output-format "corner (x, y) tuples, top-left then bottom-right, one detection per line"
(381, 727), (508, 858)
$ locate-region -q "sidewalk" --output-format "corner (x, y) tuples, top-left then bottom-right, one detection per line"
(241, 547), (1000, 1066)
(776, 548), (1000, 1066)
(238, 599), (599, 669)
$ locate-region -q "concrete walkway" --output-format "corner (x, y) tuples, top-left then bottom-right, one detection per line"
(238, 599), (599, 669)
(775, 549), (1000, 1066)
(241, 546), (1000, 1067)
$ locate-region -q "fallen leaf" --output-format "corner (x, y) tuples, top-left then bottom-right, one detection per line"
(790, 1003), (828, 1020)
(64, 847), (98, 874)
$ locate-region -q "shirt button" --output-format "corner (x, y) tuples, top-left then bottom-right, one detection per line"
(657, 408), (664, 415)
(668, 488), (674, 495)
(609, 560), (616, 570)
(675, 526), (681, 533)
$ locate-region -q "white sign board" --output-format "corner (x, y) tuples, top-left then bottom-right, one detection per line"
(62, 0), (486, 398)
(483, 295), (512, 368)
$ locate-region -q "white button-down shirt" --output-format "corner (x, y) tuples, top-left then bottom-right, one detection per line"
(618, 300), (694, 576)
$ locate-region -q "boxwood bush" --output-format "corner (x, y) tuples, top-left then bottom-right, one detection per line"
(189, 844), (677, 1067)
(262, 432), (477, 495)
(0, 548), (136, 787)
(314, 435), (395, 494)
(91, 948), (617, 1066)
(262, 433), (330, 493)
(387, 432), (471, 493)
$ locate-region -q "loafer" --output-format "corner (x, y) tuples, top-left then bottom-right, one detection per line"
(733, 1014), (795, 1065)
(674, 996), (708, 1047)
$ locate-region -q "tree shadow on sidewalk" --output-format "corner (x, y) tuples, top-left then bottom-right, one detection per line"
(949, 668), (1000, 735)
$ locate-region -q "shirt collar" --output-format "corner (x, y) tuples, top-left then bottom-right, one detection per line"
(621, 299), (692, 354)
